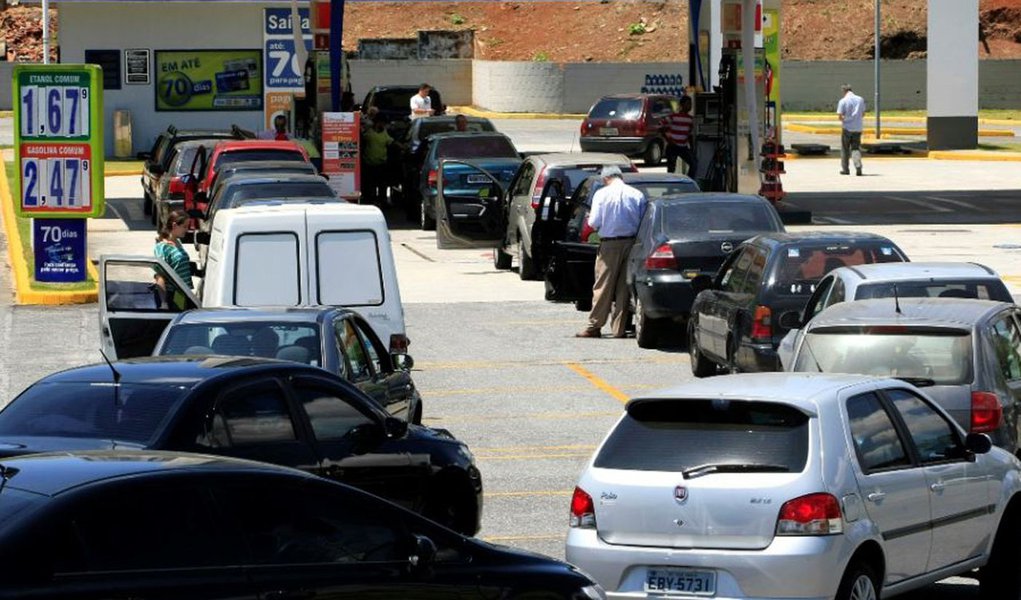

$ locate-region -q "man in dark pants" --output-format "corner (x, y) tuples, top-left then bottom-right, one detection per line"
(837, 84), (866, 176)
(664, 96), (696, 176)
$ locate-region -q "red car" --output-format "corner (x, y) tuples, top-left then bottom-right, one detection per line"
(578, 93), (681, 166)
(183, 139), (311, 222)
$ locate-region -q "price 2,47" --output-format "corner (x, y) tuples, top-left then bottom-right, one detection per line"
(22, 158), (91, 210)
(20, 86), (91, 139)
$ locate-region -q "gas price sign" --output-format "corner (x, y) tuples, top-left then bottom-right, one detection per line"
(13, 64), (105, 219)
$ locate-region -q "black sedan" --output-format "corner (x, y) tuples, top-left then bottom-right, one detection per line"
(0, 451), (604, 600)
(531, 172), (701, 313)
(0, 357), (481, 535)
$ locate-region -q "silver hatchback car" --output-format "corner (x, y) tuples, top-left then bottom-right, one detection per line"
(566, 373), (1021, 600)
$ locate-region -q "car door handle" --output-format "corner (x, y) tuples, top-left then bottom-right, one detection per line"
(930, 482), (945, 493)
(866, 492), (886, 503)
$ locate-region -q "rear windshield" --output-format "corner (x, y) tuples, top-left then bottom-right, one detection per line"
(372, 90), (414, 110)
(435, 137), (518, 159)
(418, 120), (493, 140)
(584, 180), (699, 204)
(225, 182), (334, 208)
(594, 399), (809, 473)
(0, 382), (188, 444)
(215, 150), (305, 169)
(662, 202), (774, 236)
(856, 280), (1011, 302)
(556, 167), (612, 195)
(159, 323), (322, 365)
(588, 98), (642, 120)
(795, 328), (973, 385)
(774, 243), (904, 296)
(172, 147), (202, 175)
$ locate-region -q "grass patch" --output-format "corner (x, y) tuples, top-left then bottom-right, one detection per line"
(105, 159), (144, 175)
(3, 159), (96, 292)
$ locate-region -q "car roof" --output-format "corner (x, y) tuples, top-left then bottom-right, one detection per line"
(747, 231), (896, 246)
(171, 306), (346, 325)
(630, 372), (889, 415)
(654, 192), (766, 205)
(171, 139), (221, 150)
(415, 115), (490, 124)
(170, 130), (237, 138)
(369, 85), (421, 92)
(218, 173), (327, 186)
(807, 297), (1013, 330)
(428, 131), (511, 141)
(580, 172), (695, 185)
(213, 140), (303, 153)
(2, 450), (308, 497)
(595, 93), (675, 100)
(831, 261), (999, 282)
(36, 356), (322, 387)
(531, 152), (632, 166)
(220, 160), (316, 171)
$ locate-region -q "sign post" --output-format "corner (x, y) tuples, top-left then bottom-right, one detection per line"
(13, 64), (104, 284)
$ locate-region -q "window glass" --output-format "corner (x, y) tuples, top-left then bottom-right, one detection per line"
(846, 392), (910, 471)
(336, 320), (372, 382)
(772, 243), (906, 297)
(226, 181), (334, 208)
(159, 323), (320, 364)
(720, 248), (753, 294)
(317, 231), (384, 307)
(105, 262), (194, 312)
(0, 382), (186, 444)
(215, 150), (305, 170)
(295, 385), (373, 441)
(887, 388), (961, 463)
(512, 163), (535, 197)
(662, 202), (774, 236)
(737, 248), (767, 295)
(794, 328), (973, 385)
(214, 481), (404, 565)
(210, 383), (296, 446)
(828, 277), (846, 306)
(805, 277), (834, 320)
(594, 399), (808, 473)
(633, 181), (700, 198)
(234, 233), (300, 306)
(434, 136), (518, 159)
(991, 315), (1021, 381)
(587, 98), (642, 120)
(353, 322), (384, 375)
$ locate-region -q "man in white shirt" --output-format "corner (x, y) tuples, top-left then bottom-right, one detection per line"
(837, 83), (866, 176)
(577, 166), (646, 339)
(410, 83), (433, 120)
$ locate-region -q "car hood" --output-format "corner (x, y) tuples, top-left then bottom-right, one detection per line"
(0, 436), (147, 458)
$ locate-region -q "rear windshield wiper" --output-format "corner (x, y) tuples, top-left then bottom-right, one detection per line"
(682, 463), (790, 480)
(894, 376), (936, 388)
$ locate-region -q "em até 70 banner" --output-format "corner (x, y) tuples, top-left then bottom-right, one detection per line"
(154, 49), (263, 112)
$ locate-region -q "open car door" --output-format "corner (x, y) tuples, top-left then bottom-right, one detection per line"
(99, 255), (200, 359)
(182, 145), (208, 214)
(434, 159), (506, 249)
(540, 190), (598, 308)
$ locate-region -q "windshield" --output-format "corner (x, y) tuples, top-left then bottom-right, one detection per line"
(773, 243), (905, 296)
(159, 323), (322, 365)
(435, 136), (518, 159)
(594, 399), (808, 473)
(588, 98), (642, 120)
(856, 280), (1010, 302)
(224, 182), (334, 208)
(372, 90), (415, 111)
(794, 328), (973, 385)
(662, 202), (774, 235)
(0, 382), (189, 444)
(215, 150), (305, 170)
(418, 120), (493, 140)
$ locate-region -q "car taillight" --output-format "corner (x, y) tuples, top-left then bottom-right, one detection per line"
(531, 166), (548, 209)
(776, 493), (843, 536)
(389, 333), (410, 355)
(751, 305), (772, 341)
(644, 243), (677, 269)
(971, 391), (1002, 433)
(569, 487), (596, 529)
(427, 169), (438, 188)
(168, 177), (184, 195)
(580, 121), (591, 137)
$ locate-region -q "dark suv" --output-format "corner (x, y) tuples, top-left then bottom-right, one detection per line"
(688, 232), (909, 376)
(360, 85), (445, 130)
(579, 94), (680, 166)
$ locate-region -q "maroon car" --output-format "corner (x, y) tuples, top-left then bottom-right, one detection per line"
(579, 93), (680, 166)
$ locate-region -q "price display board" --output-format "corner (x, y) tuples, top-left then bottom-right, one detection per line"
(13, 64), (105, 219)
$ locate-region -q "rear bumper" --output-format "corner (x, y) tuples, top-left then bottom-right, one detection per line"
(579, 136), (650, 156)
(633, 273), (697, 320)
(566, 528), (846, 599)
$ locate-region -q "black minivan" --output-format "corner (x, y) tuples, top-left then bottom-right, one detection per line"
(687, 231), (909, 376)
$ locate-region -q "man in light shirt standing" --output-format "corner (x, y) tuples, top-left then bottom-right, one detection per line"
(837, 83), (866, 176)
(576, 166), (646, 339)
(410, 83), (434, 120)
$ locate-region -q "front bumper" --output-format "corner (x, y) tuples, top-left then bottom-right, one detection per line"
(579, 136), (649, 156)
(633, 273), (697, 320)
(566, 528), (847, 599)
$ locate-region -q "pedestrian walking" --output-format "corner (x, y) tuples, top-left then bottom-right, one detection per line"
(362, 116), (393, 205)
(664, 96), (696, 176)
(576, 166), (646, 339)
(837, 84), (866, 176)
(410, 83), (434, 120)
(153, 209), (194, 310)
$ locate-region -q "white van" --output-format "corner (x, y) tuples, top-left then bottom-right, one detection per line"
(99, 203), (407, 359)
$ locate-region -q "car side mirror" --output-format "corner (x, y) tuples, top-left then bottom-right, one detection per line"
(392, 354), (414, 371)
(409, 534), (437, 569)
(384, 416), (409, 439)
(690, 274), (713, 294)
(964, 432), (992, 456)
(779, 311), (802, 330)
(195, 231), (211, 245)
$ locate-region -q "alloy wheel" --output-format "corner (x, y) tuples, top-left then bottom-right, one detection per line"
(849, 575), (876, 600)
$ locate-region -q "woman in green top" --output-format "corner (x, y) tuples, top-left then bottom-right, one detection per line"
(154, 209), (193, 309)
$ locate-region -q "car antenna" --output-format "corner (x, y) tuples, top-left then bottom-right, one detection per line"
(99, 349), (123, 406)
(894, 283), (902, 314)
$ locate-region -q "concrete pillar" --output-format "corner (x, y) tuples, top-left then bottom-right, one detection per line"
(927, 0), (979, 150)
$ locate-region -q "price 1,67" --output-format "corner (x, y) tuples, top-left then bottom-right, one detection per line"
(22, 157), (92, 210)
(19, 85), (91, 139)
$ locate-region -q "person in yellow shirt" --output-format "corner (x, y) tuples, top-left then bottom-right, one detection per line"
(362, 116), (393, 205)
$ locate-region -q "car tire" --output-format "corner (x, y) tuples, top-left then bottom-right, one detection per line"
(420, 197), (436, 231)
(151, 202), (158, 227)
(493, 246), (512, 270)
(575, 297), (593, 312)
(689, 320), (716, 378)
(635, 298), (660, 349)
(411, 403), (423, 426)
(980, 509), (1021, 599)
(425, 475), (477, 536)
(518, 241), (537, 281)
(643, 140), (664, 167)
(143, 192), (153, 216)
(835, 561), (879, 600)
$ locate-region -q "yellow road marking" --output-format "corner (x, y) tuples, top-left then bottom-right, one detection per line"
(425, 383), (656, 398)
(485, 490), (574, 498)
(481, 534), (565, 542)
(566, 363), (631, 404)
(418, 356), (686, 370)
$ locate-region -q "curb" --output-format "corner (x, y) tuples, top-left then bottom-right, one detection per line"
(784, 114), (1019, 126)
(928, 150), (1021, 162)
(106, 169), (143, 177)
(787, 123), (1015, 137)
(0, 154), (99, 305)
(452, 106), (586, 120)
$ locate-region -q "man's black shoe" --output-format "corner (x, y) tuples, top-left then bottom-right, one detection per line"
(856, 167), (863, 176)
(840, 170), (850, 175)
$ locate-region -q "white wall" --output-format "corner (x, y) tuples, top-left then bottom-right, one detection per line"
(348, 59), (472, 106)
(59, 2), (282, 156)
(0, 63), (14, 111)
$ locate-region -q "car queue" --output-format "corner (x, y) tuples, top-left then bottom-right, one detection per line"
(2, 90), (1021, 600)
